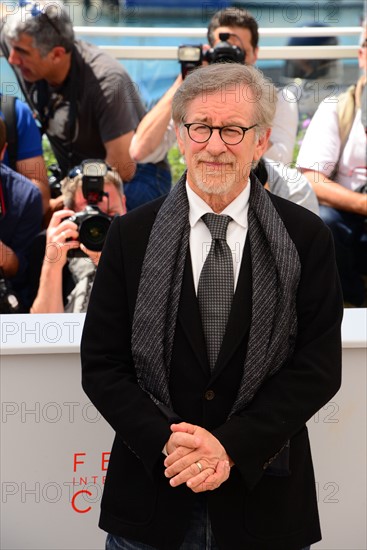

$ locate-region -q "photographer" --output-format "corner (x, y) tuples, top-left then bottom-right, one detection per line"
(130, 7), (298, 166)
(0, 0), (171, 211)
(0, 118), (43, 311)
(30, 165), (126, 313)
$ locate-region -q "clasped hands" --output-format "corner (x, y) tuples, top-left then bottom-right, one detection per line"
(164, 422), (232, 493)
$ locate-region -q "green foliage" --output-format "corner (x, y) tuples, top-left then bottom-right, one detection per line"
(42, 135), (56, 173)
(167, 144), (186, 183)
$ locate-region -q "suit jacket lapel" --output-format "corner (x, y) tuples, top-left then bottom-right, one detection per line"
(177, 251), (210, 375)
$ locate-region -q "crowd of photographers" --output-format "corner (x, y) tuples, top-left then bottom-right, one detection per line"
(0, 3), (366, 312)
(29, 164), (126, 313)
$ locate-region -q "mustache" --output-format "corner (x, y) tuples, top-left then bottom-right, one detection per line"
(196, 155), (234, 164)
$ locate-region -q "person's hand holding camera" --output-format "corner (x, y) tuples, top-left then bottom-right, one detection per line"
(46, 209), (80, 269)
(46, 210), (103, 269)
(31, 209), (80, 314)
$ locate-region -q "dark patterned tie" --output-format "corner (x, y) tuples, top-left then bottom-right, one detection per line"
(197, 213), (234, 371)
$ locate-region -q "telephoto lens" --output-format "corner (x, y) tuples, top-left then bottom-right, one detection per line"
(72, 206), (112, 251)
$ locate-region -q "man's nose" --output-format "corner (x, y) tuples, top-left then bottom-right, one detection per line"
(205, 129), (228, 154)
(9, 48), (20, 66)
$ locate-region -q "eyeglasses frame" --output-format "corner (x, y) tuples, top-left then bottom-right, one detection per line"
(183, 122), (258, 145)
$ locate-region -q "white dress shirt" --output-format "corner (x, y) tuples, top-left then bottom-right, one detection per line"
(186, 181), (250, 293)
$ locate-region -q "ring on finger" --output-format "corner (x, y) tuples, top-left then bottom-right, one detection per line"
(195, 461), (203, 473)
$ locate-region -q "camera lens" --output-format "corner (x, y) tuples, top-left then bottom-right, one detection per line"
(79, 215), (111, 251)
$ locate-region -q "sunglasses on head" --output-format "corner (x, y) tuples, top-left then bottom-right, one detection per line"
(18, 1), (61, 35)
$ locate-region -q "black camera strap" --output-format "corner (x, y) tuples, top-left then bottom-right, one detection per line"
(29, 46), (78, 171)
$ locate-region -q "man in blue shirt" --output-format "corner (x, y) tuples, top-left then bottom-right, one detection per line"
(0, 92), (49, 213)
(0, 118), (43, 309)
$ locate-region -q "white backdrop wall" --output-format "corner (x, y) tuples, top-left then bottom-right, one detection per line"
(1, 311), (366, 550)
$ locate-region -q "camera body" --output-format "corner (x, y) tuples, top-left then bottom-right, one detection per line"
(68, 160), (112, 255)
(178, 33), (245, 78)
(0, 268), (22, 313)
(69, 205), (112, 253)
(48, 163), (63, 198)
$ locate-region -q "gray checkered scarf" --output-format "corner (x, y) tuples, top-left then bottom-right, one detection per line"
(131, 173), (301, 417)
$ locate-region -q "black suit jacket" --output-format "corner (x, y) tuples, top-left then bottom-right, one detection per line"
(81, 189), (343, 550)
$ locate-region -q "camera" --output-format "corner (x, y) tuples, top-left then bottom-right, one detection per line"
(0, 268), (22, 313)
(178, 33), (245, 78)
(68, 160), (112, 255)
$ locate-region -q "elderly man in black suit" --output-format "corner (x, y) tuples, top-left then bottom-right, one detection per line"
(81, 63), (343, 550)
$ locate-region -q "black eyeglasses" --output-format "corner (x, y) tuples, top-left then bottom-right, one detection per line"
(183, 122), (258, 145)
(18, 1), (61, 36)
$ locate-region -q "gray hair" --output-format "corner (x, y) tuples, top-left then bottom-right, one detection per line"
(172, 63), (277, 138)
(2, 1), (74, 56)
(61, 170), (124, 210)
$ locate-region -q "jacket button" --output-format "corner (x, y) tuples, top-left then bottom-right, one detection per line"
(204, 390), (215, 401)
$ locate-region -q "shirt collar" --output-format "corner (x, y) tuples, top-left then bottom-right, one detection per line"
(186, 179), (250, 229)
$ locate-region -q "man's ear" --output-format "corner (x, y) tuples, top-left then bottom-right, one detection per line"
(253, 128), (271, 164)
(175, 124), (185, 155)
(252, 46), (259, 64)
(50, 46), (67, 63)
(0, 143), (7, 162)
